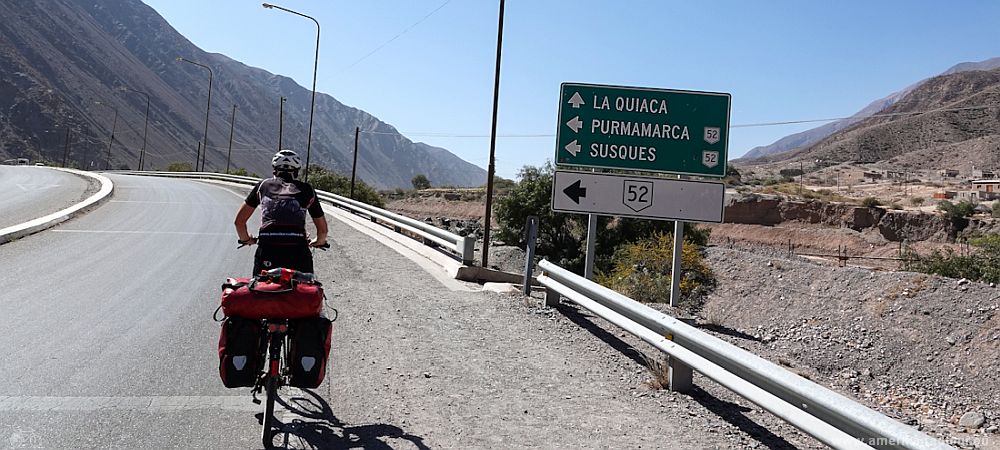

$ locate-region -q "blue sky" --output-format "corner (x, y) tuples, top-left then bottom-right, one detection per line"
(143, 0), (1000, 179)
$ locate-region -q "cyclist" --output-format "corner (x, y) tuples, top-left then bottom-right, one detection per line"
(234, 149), (328, 274)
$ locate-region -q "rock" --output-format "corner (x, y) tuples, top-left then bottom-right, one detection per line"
(958, 278), (970, 285)
(423, 372), (432, 378)
(959, 411), (986, 429)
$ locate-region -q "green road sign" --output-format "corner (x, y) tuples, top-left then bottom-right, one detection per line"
(555, 82), (731, 177)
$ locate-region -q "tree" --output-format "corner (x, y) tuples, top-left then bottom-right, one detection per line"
(308, 165), (384, 208)
(411, 174), (431, 190)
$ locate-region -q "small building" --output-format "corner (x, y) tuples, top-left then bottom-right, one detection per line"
(863, 171), (883, 182)
(933, 191), (956, 200)
(971, 180), (1000, 201)
(972, 168), (997, 180)
(956, 191), (982, 201)
(939, 169), (960, 178)
(884, 170), (906, 179)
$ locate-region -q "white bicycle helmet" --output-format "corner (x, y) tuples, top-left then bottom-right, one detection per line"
(272, 149), (302, 173)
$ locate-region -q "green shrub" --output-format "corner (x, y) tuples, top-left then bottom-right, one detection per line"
(910, 197), (925, 207)
(411, 174), (431, 190)
(596, 232), (714, 311)
(307, 165), (384, 208)
(861, 197), (882, 208)
(166, 161), (193, 172)
(905, 233), (1000, 284)
(992, 202), (1000, 218)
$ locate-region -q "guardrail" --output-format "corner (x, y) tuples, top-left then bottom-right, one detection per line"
(111, 171), (476, 265)
(536, 260), (950, 450)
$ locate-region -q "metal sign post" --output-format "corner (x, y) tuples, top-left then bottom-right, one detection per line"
(522, 216), (539, 295)
(584, 214), (597, 279)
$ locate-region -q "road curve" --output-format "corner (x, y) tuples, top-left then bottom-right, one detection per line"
(0, 165), (95, 229)
(0, 174), (823, 449)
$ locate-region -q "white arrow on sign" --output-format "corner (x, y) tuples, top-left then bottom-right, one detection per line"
(568, 92), (585, 108)
(564, 140), (581, 157)
(566, 116), (583, 133)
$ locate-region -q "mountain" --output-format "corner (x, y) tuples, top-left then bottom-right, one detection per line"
(740, 57), (1000, 161)
(0, 0), (487, 189)
(776, 67), (1000, 169)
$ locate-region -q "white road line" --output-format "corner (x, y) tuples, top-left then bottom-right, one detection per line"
(0, 396), (259, 411)
(51, 230), (231, 236)
(109, 200), (228, 204)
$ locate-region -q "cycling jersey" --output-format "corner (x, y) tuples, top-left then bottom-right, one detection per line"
(245, 174), (324, 246)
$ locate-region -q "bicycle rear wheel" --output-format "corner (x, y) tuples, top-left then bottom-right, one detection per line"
(261, 376), (277, 448)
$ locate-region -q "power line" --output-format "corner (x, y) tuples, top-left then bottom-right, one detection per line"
(336, 0), (452, 74)
(354, 103), (1000, 138)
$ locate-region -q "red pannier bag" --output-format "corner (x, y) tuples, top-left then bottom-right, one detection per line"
(221, 275), (324, 320)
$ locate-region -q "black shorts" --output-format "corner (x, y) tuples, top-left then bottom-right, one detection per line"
(253, 245), (314, 275)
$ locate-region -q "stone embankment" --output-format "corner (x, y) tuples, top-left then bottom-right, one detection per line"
(724, 194), (1000, 242)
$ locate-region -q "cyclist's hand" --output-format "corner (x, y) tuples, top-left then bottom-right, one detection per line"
(237, 236), (257, 248)
(309, 238), (329, 250)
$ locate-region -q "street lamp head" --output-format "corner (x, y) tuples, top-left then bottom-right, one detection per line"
(262, 3), (274, 9)
(175, 56), (183, 62)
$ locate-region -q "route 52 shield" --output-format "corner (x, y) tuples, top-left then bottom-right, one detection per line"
(702, 151), (719, 168)
(622, 180), (653, 212)
(703, 127), (721, 145)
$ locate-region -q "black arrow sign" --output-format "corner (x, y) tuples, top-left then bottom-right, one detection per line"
(563, 179), (587, 204)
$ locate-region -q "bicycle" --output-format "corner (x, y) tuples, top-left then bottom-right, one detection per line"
(236, 239), (330, 448)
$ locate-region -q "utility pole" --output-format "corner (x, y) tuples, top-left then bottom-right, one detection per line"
(105, 108), (118, 170)
(481, 0), (505, 269)
(62, 128), (71, 168)
(350, 126), (359, 199)
(227, 104), (237, 174)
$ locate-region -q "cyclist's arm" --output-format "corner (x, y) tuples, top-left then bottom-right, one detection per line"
(234, 203), (256, 243)
(310, 215), (328, 246)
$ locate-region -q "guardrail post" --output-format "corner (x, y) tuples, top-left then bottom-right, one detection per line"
(668, 355), (693, 393)
(461, 236), (476, 266)
(664, 334), (693, 393)
(544, 285), (560, 307)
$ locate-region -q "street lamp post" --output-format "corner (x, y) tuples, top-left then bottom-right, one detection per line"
(119, 87), (150, 170)
(262, 3), (320, 181)
(177, 57), (213, 172)
(278, 96), (286, 150)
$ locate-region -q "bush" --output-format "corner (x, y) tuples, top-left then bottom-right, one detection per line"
(495, 163), (585, 269)
(910, 197), (925, 207)
(166, 161), (193, 172)
(226, 167), (258, 177)
(861, 197), (882, 208)
(937, 200), (976, 235)
(905, 234), (1000, 284)
(307, 165), (384, 208)
(993, 202), (1000, 218)
(596, 232), (714, 311)
(411, 174), (431, 190)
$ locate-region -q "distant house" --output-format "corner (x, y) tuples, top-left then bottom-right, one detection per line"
(884, 170), (906, 179)
(863, 171), (883, 182)
(939, 169), (959, 178)
(972, 168), (997, 180)
(971, 180), (1000, 200)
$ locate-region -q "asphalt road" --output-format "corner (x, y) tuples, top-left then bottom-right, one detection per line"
(0, 165), (95, 229)
(0, 174), (823, 449)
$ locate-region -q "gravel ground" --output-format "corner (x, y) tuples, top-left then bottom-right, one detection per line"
(280, 215), (848, 449)
(693, 246), (1000, 449)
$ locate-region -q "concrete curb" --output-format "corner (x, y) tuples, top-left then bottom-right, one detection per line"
(0, 168), (114, 245)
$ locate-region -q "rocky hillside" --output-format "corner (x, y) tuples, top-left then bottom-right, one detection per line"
(740, 57), (1000, 161)
(782, 67), (1000, 167)
(0, 0), (486, 188)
